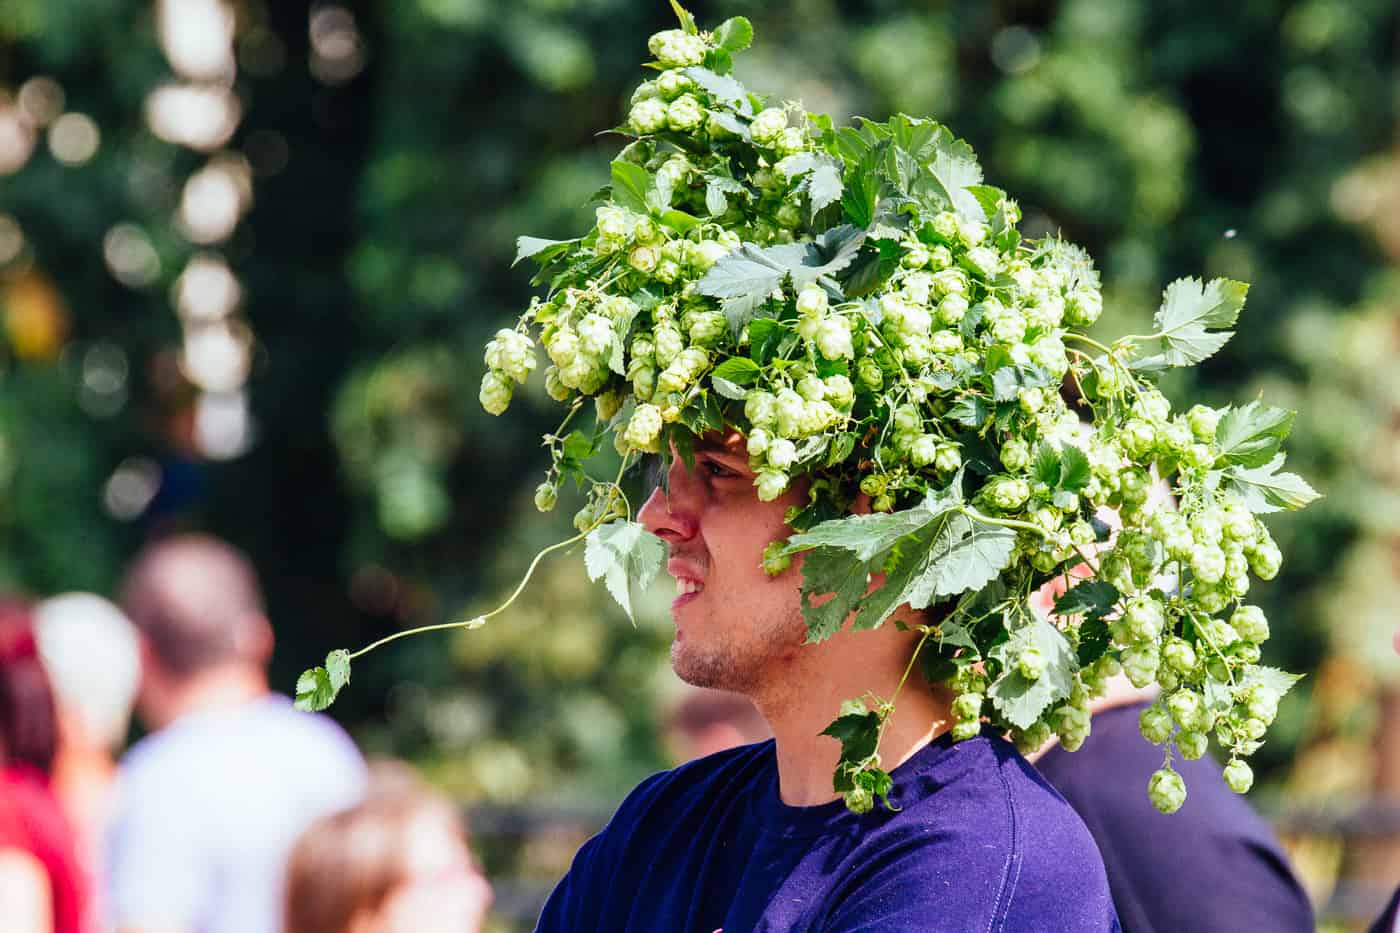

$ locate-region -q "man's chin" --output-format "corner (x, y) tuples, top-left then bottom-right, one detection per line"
(670, 641), (744, 693)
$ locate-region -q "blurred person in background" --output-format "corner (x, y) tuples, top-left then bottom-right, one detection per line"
(107, 533), (366, 933)
(662, 685), (770, 764)
(0, 599), (89, 933)
(34, 592), (141, 930)
(283, 766), (493, 933)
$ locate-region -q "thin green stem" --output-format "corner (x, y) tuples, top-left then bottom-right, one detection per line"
(610, 452), (634, 519)
(555, 399), (586, 438)
(1062, 331), (1114, 356)
(1118, 331), (1158, 345)
(1070, 544), (1101, 574)
(1066, 357), (1099, 421)
(869, 628), (933, 765)
(348, 530), (588, 661)
(1190, 608), (1238, 692)
(959, 506), (1050, 539)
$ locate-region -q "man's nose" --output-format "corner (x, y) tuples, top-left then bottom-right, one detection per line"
(638, 458), (699, 543)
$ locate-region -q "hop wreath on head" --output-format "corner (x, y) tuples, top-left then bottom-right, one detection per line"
(301, 3), (1319, 816)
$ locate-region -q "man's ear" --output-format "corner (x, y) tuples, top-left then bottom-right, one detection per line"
(234, 612), (274, 665)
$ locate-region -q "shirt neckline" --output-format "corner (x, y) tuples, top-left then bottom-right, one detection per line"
(752, 727), (979, 838)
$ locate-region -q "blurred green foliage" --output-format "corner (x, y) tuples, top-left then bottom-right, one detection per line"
(1, 0), (1398, 873)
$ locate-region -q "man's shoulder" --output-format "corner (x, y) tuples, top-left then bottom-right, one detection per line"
(886, 730), (1103, 847)
(846, 732), (1111, 896)
(862, 732), (1116, 927)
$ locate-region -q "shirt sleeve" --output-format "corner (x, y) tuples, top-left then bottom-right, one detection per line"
(105, 766), (211, 931)
(534, 832), (607, 933)
(534, 769), (675, 933)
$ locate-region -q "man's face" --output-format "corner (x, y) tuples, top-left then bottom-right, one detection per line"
(638, 431), (809, 695)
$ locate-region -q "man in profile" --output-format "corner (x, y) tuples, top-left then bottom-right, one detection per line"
(107, 533), (365, 933)
(536, 433), (1119, 931)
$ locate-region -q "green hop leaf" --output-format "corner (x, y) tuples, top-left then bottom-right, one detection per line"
(584, 520), (666, 622)
(1213, 401), (1296, 469)
(948, 395), (991, 430)
(797, 155), (845, 219)
(1223, 454), (1321, 513)
(1057, 444), (1091, 493)
(786, 484), (962, 561)
(513, 236), (578, 268)
(821, 708), (881, 767)
(704, 172), (749, 216)
(325, 649), (351, 692)
(921, 133), (985, 223)
(668, 0), (698, 35)
(785, 484), (1017, 642)
(1052, 581), (1120, 622)
(1239, 665), (1304, 700)
(610, 160), (653, 214)
(1131, 277), (1248, 370)
(713, 16), (754, 52)
(683, 67), (752, 115)
(1032, 443), (1062, 488)
(987, 616), (1078, 730)
(711, 356), (763, 385)
(695, 226), (866, 337)
(793, 546), (877, 643)
(295, 649), (353, 712)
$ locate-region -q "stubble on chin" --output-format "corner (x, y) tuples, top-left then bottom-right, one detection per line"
(670, 604), (807, 696)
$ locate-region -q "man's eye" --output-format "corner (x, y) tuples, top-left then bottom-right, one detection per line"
(703, 459), (739, 479)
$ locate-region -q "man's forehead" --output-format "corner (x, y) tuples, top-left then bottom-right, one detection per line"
(694, 429), (747, 456)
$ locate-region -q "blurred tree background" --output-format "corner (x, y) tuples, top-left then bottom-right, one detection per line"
(1, 0), (1398, 927)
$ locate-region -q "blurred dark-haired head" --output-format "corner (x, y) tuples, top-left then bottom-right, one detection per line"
(121, 533), (272, 693)
(0, 599), (59, 775)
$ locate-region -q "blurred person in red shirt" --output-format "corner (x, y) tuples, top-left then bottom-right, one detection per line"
(0, 599), (89, 933)
(283, 767), (492, 933)
(33, 593), (141, 931)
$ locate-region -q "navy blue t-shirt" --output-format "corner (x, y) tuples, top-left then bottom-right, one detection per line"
(1035, 702), (1314, 933)
(537, 727), (1119, 932)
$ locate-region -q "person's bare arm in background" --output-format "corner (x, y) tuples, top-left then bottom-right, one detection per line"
(0, 848), (53, 933)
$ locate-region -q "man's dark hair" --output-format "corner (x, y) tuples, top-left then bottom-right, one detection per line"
(121, 533), (267, 677)
(0, 600), (59, 774)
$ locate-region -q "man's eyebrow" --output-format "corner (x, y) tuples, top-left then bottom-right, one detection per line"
(693, 439), (746, 458)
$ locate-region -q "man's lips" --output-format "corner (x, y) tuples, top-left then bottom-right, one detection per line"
(668, 558), (706, 603)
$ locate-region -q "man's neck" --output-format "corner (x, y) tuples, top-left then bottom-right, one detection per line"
(751, 631), (954, 808)
(155, 666), (269, 730)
